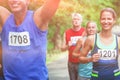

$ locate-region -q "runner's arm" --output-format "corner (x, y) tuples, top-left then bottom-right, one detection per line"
(79, 36), (93, 63)
(34, 0), (61, 31)
(72, 39), (83, 58)
(79, 35), (100, 63)
(0, 6), (11, 28)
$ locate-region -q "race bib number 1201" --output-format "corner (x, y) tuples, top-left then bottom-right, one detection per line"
(9, 32), (30, 46)
(98, 49), (117, 60)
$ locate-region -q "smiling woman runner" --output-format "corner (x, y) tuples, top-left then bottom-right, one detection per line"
(79, 8), (120, 80)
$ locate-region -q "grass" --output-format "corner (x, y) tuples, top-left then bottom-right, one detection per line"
(46, 51), (68, 64)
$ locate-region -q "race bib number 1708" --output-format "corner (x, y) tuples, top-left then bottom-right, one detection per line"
(9, 32), (30, 46)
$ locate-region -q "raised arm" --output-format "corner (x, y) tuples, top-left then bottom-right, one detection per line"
(34, 0), (61, 31)
(0, 6), (11, 29)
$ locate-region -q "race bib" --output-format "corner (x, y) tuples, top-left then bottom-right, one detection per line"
(9, 32), (30, 46)
(98, 49), (117, 60)
(70, 36), (82, 45)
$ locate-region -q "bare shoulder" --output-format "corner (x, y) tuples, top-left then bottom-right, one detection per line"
(85, 34), (95, 48)
(86, 35), (95, 42)
(0, 6), (11, 26)
(33, 7), (44, 30)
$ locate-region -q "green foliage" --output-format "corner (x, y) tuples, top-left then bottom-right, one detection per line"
(47, 41), (54, 51)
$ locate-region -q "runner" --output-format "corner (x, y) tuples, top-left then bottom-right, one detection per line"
(61, 13), (86, 80)
(0, 0), (60, 80)
(73, 21), (97, 80)
(79, 8), (120, 80)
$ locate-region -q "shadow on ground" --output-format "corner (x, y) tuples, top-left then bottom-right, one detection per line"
(47, 53), (69, 80)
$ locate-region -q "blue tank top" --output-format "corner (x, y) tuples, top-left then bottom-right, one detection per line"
(1, 10), (48, 80)
(78, 52), (92, 78)
(91, 33), (119, 73)
(78, 36), (92, 78)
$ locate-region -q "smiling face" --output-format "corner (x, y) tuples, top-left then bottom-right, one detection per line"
(100, 8), (116, 31)
(86, 22), (97, 36)
(8, 0), (30, 13)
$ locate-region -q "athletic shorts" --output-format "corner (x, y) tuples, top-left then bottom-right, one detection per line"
(91, 69), (120, 80)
